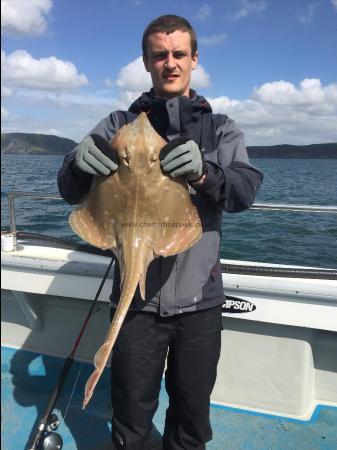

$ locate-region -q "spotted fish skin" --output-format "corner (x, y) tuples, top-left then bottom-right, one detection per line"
(69, 112), (202, 409)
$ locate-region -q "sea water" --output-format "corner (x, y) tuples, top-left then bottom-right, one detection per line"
(1, 155), (336, 268)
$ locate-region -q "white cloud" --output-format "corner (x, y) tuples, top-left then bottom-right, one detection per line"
(2, 50), (88, 91)
(1, 106), (10, 119)
(115, 57), (152, 92)
(299, 3), (316, 25)
(199, 33), (227, 46)
(332, 0), (337, 10)
(1, 88), (119, 140)
(230, 0), (266, 21)
(1, 0), (53, 37)
(113, 90), (143, 111)
(207, 96), (240, 112)
(253, 78), (337, 107)
(191, 65), (211, 88)
(1, 86), (12, 98)
(194, 5), (212, 22)
(207, 78), (337, 145)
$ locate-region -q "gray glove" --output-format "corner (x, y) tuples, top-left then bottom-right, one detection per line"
(74, 135), (118, 176)
(160, 139), (204, 182)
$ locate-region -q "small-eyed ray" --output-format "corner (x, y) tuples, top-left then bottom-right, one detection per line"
(69, 112), (202, 409)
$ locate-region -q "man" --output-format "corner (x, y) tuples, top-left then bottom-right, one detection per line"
(58, 15), (263, 450)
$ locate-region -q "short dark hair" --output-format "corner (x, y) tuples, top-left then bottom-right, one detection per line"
(142, 15), (197, 58)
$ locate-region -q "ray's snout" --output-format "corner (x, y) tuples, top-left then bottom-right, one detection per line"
(111, 113), (166, 171)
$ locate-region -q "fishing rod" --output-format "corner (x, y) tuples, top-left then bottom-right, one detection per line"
(27, 257), (114, 450)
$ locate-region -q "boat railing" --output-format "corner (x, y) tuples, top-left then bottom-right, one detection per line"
(251, 203), (337, 213)
(5, 191), (64, 235)
(3, 190), (337, 236)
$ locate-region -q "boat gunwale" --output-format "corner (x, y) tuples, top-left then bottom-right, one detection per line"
(2, 231), (337, 280)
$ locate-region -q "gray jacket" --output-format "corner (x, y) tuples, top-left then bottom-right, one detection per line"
(57, 89), (263, 316)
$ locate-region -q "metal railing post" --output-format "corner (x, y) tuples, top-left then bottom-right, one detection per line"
(7, 193), (18, 248)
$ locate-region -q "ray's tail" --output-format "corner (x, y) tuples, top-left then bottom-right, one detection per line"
(82, 255), (144, 409)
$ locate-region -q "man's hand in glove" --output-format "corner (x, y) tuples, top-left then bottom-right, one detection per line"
(160, 138), (207, 183)
(74, 134), (119, 176)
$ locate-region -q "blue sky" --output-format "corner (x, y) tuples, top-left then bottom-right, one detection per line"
(1, 0), (337, 145)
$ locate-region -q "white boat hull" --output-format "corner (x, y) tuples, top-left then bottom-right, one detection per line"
(2, 239), (337, 420)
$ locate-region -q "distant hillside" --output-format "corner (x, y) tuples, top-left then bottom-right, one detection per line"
(247, 143), (337, 159)
(1, 133), (77, 155)
(1, 132), (336, 158)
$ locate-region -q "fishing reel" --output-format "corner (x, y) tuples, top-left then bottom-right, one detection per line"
(39, 414), (63, 450)
(41, 432), (63, 450)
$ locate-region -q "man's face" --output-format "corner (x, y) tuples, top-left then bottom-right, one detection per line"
(143, 30), (198, 98)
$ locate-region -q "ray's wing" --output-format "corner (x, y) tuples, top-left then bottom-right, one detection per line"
(69, 176), (122, 251)
(150, 176), (202, 257)
(153, 207), (201, 257)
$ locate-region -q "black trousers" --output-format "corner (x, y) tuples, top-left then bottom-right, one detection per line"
(110, 305), (222, 450)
